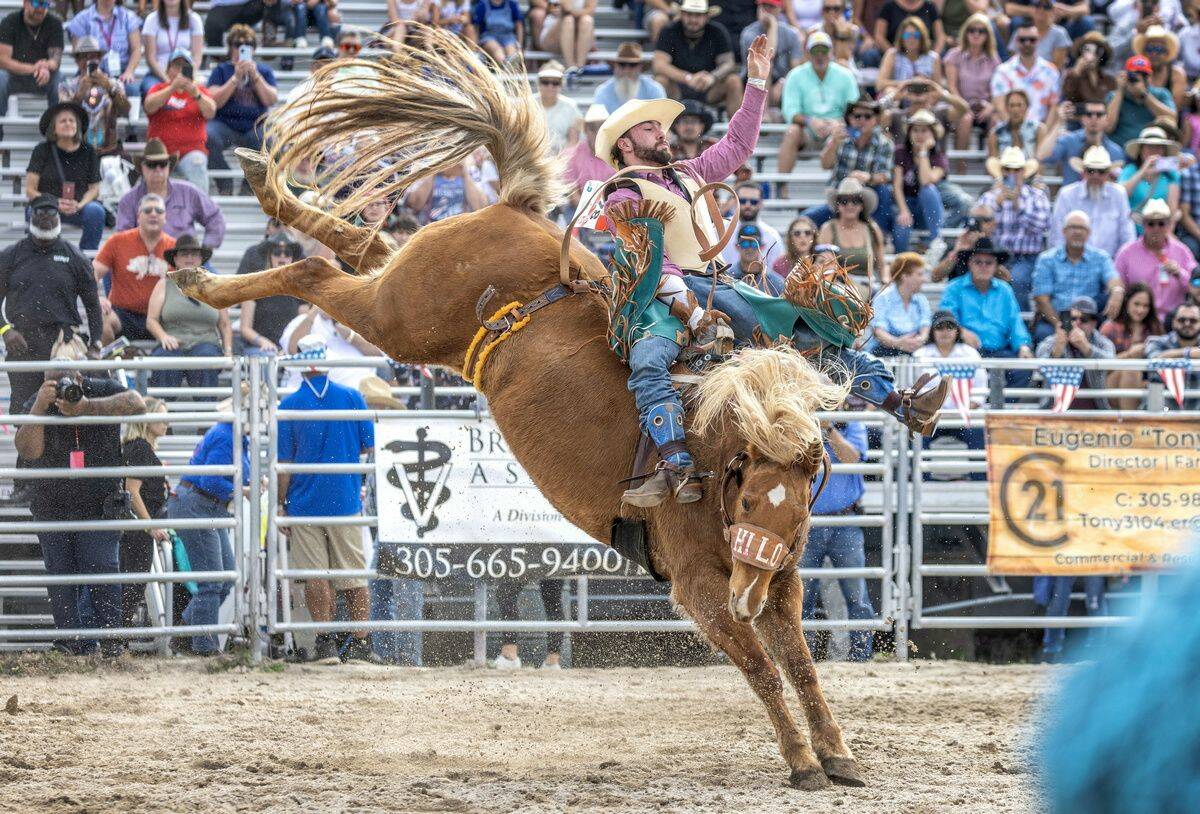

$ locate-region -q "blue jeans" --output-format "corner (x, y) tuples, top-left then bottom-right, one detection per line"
(207, 119), (264, 191)
(980, 346), (1032, 390)
(369, 545), (425, 665)
(627, 334), (683, 428)
(892, 184), (943, 252)
(937, 180), (973, 228)
(287, 0), (334, 39)
(0, 68), (60, 117)
(802, 183), (893, 233)
(37, 529), (122, 652)
(1006, 253), (1038, 310)
(149, 343), (222, 392)
(1035, 575), (1107, 655)
(167, 484), (234, 654)
(799, 524), (874, 661)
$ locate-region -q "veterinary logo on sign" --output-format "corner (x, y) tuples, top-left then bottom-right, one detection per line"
(382, 427), (453, 538)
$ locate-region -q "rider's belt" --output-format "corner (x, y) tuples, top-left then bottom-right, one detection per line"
(822, 503), (862, 517)
(727, 522), (790, 572)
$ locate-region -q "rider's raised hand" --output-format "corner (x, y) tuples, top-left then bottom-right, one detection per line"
(746, 34), (775, 83)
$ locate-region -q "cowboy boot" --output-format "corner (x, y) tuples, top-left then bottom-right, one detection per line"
(882, 374), (951, 436)
(622, 402), (704, 507)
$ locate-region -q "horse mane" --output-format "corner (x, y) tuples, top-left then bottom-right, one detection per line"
(260, 26), (567, 225)
(692, 347), (850, 465)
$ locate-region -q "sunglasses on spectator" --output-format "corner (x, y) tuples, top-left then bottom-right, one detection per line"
(1145, 45), (1167, 54)
(1017, 36), (1038, 43)
(738, 196), (762, 205)
(850, 111), (875, 120)
(140, 206), (165, 214)
(1145, 219), (1169, 227)
(29, 0), (51, 8)
(836, 196), (862, 205)
(1176, 316), (1200, 324)
(271, 249), (293, 257)
(965, 27), (987, 34)
(973, 214), (994, 222)
(1080, 110), (1105, 118)
(791, 228), (814, 236)
(823, 5), (842, 11)
(901, 30), (920, 39)
(1084, 167), (1108, 175)
(339, 42), (362, 54)
(144, 160), (169, 170)
(1071, 313), (1096, 323)
(539, 79), (562, 86)
(933, 322), (957, 330)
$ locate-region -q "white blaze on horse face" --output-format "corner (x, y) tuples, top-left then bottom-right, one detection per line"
(767, 483), (787, 508)
(735, 574), (760, 620)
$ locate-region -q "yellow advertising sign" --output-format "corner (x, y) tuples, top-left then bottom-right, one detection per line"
(986, 415), (1200, 575)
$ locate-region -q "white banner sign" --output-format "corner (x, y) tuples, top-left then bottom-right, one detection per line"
(374, 418), (595, 545)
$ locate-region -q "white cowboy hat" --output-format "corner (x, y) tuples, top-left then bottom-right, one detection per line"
(1125, 126), (1181, 162)
(677, 0), (721, 15)
(594, 97), (685, 170)
(1068, 144), (1116, 175)
(806, 31), (833, 52)
(1133, 25), (1180, 62)
(825, 177), (878, 215)
(985, 146), (1038, 180)
(537, 60), (565, 80)
(584, 102), (608, 124)
(1142, 197), (1172, 220)
(903, 108), (944, 142)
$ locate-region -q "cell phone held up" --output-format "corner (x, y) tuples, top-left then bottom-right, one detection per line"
(237, 43), (254, 63)
(181, 61), (194, 80)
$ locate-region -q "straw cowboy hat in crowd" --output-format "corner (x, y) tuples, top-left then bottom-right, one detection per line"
(1070, 31), (1111, 65)
(986, 146), (1038, 180)
(902, 108), (944, 142)
(1142, 197), (1172, 221)
(677, 0), (721, 16)
(135, 137), (179, 173)
(825, 177), (878, 215)
(1069, 145), (1117, 176)
(1133, 25), (1180, 62)
(358, 376), (406, 410)
(583, 102), (608, 124)
(1125, 126), (1181, 162)
(163, 233), (213, 268)
(594, 97), (685, 170)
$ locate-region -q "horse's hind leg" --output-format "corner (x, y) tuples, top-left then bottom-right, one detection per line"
(235, 148), (395, 275)
(672, 566), (829, 790)
(756, 570), (866, 787)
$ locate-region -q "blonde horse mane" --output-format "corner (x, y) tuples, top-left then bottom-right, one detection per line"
(692, 347), (851, 465)
(261, 26), (567, 224)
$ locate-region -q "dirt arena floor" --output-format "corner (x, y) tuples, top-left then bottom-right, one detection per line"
(0, 657), (1052, 814)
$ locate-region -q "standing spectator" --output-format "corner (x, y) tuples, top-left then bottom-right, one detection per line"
(240, 233), (303, 354)
(867, 252), (931, 354)
(535, 61), (580, 154)
(778, 32), (859, 174)
(1006, 0), (1070, 68)
(1050, 147), (1136, 259)
(25, 101), (104, 250)
(944, 13), (1001, 155)
(65, 0), (141, 94)
(872, 0), (944, 53)
(144, 50), (216, 192)
(206, 26), (278, 195)
(978, 146), (1052, 308)
(280, 308), (382, 389)
(938, 237), (1035, 364)
(404, 156), (489, 224)
(1105, 55), (1176, 149)
(1145, 302), (1200, 409)
(669, 98), (718, 160)
(167, 390), (250, 655)
(56, 36), (129, 158)
(720, 181), (784, 269)
(773, 215), (818, 274)
(739, 0), (803, 106)
(931, 203), (998, 282)
(140, 0), (203, 98)
(0, 0), (65, 137)
(278, 338), (377, 664)
(817, 177), (885, 284)
(986, 89), (1044, 161)
(119, 398), (169, 636)
(146, 234), (232, 391)
(116, 139), (226, 247)
(203, 0), (285, 48)
(653, 0), (744, 118)
(876, 16), (942, 97)
(14, 336), (145, 656)
(1102, 282), (1164, 408)
(1061, 32), (1116, 108)
(1038, 100), (1126, 186)
(892, 108), (947, 259)
(94, 193), (177, 342)
(594, 42), (666, 113)
(799, 417), (874, 662)
(1032, 211), (1125, 343)
(471, 0), (523, 62)
(803, 94), (894, 225)
(1115, 197), (1197, 322)
(539, 0), (595, 72)
(1120, 125), (1183, 228)
(1136, 25), (1187, 108)
(990, 23), (1061, 124)
(1035, 296), (1116, 409)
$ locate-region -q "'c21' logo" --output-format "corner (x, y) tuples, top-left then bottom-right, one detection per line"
(999, 451), (1068, 548)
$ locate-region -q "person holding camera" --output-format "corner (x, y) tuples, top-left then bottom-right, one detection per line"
(56, 36), (129, 159)
(143, 49), (214, 192)
(803, 94), (894, 229)
(13, 335), (145, 655)
(205, 26), (278, 195)
(1035, 296), (1116, 409)
(932, 203), (998, 282)
(1105, 55), (1176, 149)
(1061, 33), (1117, 110)
(64, 0), (141, 95)
(1038, 98), (1125, 187)
(978, 147), (1052, 308)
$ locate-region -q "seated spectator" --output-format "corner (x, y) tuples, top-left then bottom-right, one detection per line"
(987, 89), (1043, 161)
(670, 98), (718, 160)
(25, 101), (105, 250)
(803, 94), (893, 227)
(1038, 100), (1125, 186)
(1121, 126), (1183, 228)
(433, 0), (470, 37)
(1115, 197), (1197, 323)
(14, 335), (144, 657)
(729, 223), (771, 282)
(140, 0), (204, 98)
(817, 177), (885, 285)
(1145, 301), (1200, 409)
(57, 37), (129, 159)
(799, 416), (874, 662)
(387, 212), (420, 247)
(991, 24), (1061, 126)
(873, 0), (944, 54)
(778, 32), (859, 175)
(1032, 211), (1124, 344)
(866, 252), (930, 354)
(1179, 151), (1200, 257)
(116, 140), (225, 251)
(913, 309), (988, 451)
(806, 0), (871, 68)
(1061, 33), (1116, 109)
(932, 203), (999, 282)
(938, 237), (1034, 369)
(594, 42), (666, 113)
(876, 16), (941, 98)
(535, 61), (580, 154)
(885, 79), (975, 225)
(471, 0), (523, 61)
(286, 0), (338, 47)
(94, 193), (176, 342)
(1006, 0), (1069, 69)
(119, 397), (169, 639)
(204, 0), (287, 48)
(654, 0), (744, 119)
(206, 26), (278, 195)
(740, 0), (803, 106)
(146, 234), (231, 391)
(66, 0), (141, 94)
(563, 104), (612, 203)
(1102, 281), (1164, 408)
(641, 0), (679, 43)
(539, 0), (595, 72)
(944, 13), (1001, 154)
(1105, 55), (1176, 150)
(1182, 6), (1200, 79)
(405, 156), (490, 223)
(1137, 25), (1187, 108)
(892, 108), (947, 259)
(721, 181), (784, 269)
(1050, 148), (1135, 259)
(240, 232), (303, 354)
(280, 307), (382, 389)
(0, 0), (65, 136)
(144, 50), (216, 192)
(773, 215), (818, 274)
(387, 0), (434, 45)
(978, 147), (1052, 307)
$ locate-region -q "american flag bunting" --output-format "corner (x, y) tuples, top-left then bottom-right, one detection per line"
(1149, 358), (1192, 407)
(1040, 365), (1084, 413)
(936, 363), (978, 426)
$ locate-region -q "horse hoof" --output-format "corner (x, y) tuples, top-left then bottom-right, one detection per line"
(234, 149), (271, 200)
(821, 757), (866, 787)
(169, 267), (209, 300)
(788, 768), (831, 791)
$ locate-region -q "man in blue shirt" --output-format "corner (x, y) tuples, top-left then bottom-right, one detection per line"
(204, 25), (278, 194)
(798, 419), (874, 661)
(1032, 210), (1123, 343)
(593, 42), (666, 114)
(277, 339), (375, 664)
(1037, 99), (1124, 186)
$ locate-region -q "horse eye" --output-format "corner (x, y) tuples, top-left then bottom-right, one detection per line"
(741, 497), (751, 512)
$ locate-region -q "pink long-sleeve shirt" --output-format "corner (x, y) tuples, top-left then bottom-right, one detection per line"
(604, 85), (767, 278)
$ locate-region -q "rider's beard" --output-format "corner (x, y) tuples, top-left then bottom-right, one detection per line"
(632, 144), (672, 166)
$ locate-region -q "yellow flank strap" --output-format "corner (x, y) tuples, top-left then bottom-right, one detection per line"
(462, 300), (530, 391)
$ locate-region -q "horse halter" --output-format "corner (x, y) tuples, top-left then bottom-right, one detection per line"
(719, 450), (831, 572)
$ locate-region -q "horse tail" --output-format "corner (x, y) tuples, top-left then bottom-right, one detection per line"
(692, 347), (850, 464)
(260, 26), (566, 222)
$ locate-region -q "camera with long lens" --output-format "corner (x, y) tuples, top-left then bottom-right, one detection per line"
(55, 377), (83, 404)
